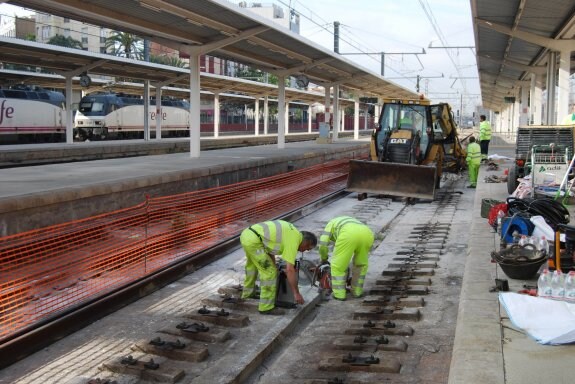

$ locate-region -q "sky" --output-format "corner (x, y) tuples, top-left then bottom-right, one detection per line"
(287, 0), (480, 115)
(0, 1), (480, 115)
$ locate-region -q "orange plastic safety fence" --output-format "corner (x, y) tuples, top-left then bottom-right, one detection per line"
(0, 158), (351, 342)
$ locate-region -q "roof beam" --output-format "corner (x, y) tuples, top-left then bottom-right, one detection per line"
(140, 0), (240, 36)
(248, 36), (312, 63)
(183, 26), (270, 55)
(478, 54), (547, 75)
(476, 18), (575, 51)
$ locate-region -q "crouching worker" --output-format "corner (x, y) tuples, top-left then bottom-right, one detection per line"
(319, 216), (374, 300)
(240, 220), (317, 315)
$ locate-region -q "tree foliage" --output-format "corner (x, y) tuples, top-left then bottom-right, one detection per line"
(149, 54), (188, 68)
(105, 31), (143, 59)
(47, 34), (83, 49)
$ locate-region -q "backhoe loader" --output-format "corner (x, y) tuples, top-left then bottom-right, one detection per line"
(346, 98), (466, 199)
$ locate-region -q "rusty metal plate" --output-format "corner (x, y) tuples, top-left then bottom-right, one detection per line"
(376, 277), (432, 286)
(353, 307), (420, 321)
(102, 355), (184, 383)
(333, 336), (408, 352)
(369, 285), (429, 295)
(381, 268), (435, 276)
(319, 355), (401, 373)
(186, 307), (250, 327)
(131, 336), (208, 362)
(160, 322), (231, 343)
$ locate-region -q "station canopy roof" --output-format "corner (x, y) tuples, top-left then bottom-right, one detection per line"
(6, 0), (418, 101)
(0, 39), (355, 106)
(471, 0), (575, 110)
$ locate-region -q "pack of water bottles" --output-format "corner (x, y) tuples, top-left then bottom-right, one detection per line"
(516, 234), (550, 256)
(537, 269), (575, 301)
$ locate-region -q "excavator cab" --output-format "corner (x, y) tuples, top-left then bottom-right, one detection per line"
(348, 99), (466, 200)
(374, 103), (429, 164)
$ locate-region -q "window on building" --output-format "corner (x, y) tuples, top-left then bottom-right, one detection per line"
(63, 18), (70, 23)
(41, 26), (51, 40)
(81, 27), (88, 45)
(100, 29), (106, 44)
(100, 47), (107, 54)
(63, 28), (70, 37)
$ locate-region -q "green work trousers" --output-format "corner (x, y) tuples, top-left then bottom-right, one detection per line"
(468, 162), (479, 186)
(331, 224), (374, 299)
(240, 229), (277, 311)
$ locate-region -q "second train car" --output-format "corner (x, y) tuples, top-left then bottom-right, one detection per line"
(74, 93), (190, 140)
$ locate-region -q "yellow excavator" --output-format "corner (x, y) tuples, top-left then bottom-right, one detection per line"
(347, 98), (467, 199)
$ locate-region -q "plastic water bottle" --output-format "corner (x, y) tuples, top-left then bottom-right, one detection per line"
(537, 269), (552, 298)
(538, 236), (549, 256)
(528, 235), (537, 247)
(564, 271), (575, 302)
(496, 210), (505, 234)
(551, 270), (566, 299)
(518, 235), (528, 247)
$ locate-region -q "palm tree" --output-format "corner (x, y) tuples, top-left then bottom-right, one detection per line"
(47, 34), (83, 49)
(105, 31), (143, 59)
(149, 54), (188, 68)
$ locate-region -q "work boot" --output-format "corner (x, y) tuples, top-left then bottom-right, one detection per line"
(259, 307), (286, 316)
(331, 294), (346, 301)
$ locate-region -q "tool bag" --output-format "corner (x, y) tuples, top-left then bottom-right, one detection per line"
(275, 260), (299, 308)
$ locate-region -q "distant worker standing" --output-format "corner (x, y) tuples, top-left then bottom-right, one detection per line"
(479, 115), (492, 162)
(562, 104), (575, 125)
(318, 216), (374, 301)
(466, 136), (481, 188)
(240, 220), (317, 315)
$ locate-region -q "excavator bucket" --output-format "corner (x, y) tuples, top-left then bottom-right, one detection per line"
(346, 160), (437, 200)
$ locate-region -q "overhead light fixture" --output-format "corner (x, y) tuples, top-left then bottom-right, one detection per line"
(186, 18), (204, 27)
(140, 1), (162, 12)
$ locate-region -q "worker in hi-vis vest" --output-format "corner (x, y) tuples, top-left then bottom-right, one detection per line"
(479, 114), (492, 161)
(466, 136), (482, 188)
(562, 104), (575, 125)
(318, 216), (374, 301)
(240, 220), (317, 315)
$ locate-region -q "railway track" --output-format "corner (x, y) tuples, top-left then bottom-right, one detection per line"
(0, 173), (473, 384)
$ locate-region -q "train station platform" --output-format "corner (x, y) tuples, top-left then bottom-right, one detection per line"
(0, 131), (368, 168)
(449, 141), (575, 384)
(0, 138), (369, 236)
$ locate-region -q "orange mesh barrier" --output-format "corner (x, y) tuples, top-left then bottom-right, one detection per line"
(0, 158), (351, 342)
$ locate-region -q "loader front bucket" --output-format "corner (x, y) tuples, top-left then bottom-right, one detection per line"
(346, 160), (437, 200)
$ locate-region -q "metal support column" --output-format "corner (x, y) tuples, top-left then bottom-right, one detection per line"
(189, 53), (201, 157)
(278, 75), (286, 149)
(214, 92), (220, 138)
(65, 76), (73, 144)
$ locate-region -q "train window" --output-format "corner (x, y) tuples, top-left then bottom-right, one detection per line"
(3, 90), (28, 99)
(79, 101), (105, 113)
(38, 93), (50, 100)
(28, 92), (39, 100)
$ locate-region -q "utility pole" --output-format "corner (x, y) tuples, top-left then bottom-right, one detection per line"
(334, 21), (340, 54)
(387, 74), (444, 94)
(333, 21), (425, 76)
(337, 50), (425, 77)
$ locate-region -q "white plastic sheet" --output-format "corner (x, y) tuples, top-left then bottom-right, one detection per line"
(499, 292), (575, 345)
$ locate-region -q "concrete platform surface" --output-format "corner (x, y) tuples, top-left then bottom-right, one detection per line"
(449, 140), (575, 384)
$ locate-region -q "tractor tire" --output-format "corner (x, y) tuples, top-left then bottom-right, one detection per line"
(507, 166), (518, 195)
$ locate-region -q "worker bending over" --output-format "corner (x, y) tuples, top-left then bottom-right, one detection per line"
(319, 216), (374, 300)
(240, 220), (317, 315)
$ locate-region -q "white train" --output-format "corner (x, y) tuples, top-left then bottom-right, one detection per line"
(0, 85), (66, 144)
(74, 93), (190, 140)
